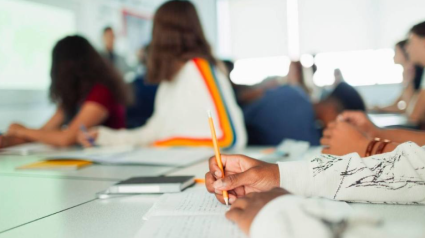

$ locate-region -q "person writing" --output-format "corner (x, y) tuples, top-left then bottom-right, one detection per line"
(205, 146), (425, 236)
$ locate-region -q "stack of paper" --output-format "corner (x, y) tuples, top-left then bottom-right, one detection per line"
(136, 188), (246, 238)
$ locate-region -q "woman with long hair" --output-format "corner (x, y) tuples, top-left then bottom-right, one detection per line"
(4, 35), (131, 147)
(79, 0), (246, 149)
(373, 40), (423, 115)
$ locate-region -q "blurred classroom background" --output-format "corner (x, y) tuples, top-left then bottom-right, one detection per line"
(1, 0), (425, 130)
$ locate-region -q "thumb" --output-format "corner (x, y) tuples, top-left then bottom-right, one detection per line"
(213, 169), (257, 191)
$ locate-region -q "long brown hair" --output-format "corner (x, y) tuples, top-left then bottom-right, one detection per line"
(49, 35), (132, 117)
(147, 0), (216, 83)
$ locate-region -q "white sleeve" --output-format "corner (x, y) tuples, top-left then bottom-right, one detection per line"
(95, 123), (157, 146)
(250, 195), (386, 238)
(278, 142), (425, 204)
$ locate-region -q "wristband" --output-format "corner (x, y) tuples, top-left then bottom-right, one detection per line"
(376, 139), (391, 154)
(365, 138), (380, 157)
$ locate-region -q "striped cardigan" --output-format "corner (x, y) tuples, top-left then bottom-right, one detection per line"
(96, 58), (247, 149)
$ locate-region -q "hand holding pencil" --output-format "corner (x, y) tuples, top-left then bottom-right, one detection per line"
(205, 111), (280, 205)
(207, 110), (229, 206)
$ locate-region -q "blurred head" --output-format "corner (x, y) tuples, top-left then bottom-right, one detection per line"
(103, 26), (115, 52)
(334, 68), (344, 84)
(394, 40), (409, 65)
(287, 61), (304, 85)
(49, 35), (132, 117)
(314, 82), (365, 126)
(147, 0), (216, 83)
(407, 21), (425, 66)
(222, 60), (234, 79)
(137, 44), (150, 66)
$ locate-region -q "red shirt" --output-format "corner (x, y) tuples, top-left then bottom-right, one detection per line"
(85, 84), (126, 129)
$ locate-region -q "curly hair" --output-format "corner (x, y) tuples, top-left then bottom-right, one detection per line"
(49, 35), (132, 117)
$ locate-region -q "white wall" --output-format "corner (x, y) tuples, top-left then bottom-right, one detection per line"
(218, 0), (288, 59)
(298, 0), (425, 54)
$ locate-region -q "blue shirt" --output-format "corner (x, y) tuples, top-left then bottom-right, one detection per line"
(243, 85), (320, 146)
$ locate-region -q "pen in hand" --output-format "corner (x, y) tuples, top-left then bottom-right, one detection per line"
(79, 125), (96, 147)
(207, 110), (229, 206)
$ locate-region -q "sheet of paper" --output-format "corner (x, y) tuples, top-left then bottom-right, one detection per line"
(0, 143), (70, 155)
(143, 188), (228, 219)
(45, 145), (135, 159)
(89, 147), (212, 166)
(136, 189), (247, 238)
(135, 215), (246, 238)
(44, 147), (213, 167)
(111, 147), (212, 166)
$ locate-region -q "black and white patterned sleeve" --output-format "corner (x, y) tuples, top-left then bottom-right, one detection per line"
(278, 142), (425, 204)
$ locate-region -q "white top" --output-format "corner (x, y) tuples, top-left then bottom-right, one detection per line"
(250, 142), (425, 238)
(96, 58), (247, 149)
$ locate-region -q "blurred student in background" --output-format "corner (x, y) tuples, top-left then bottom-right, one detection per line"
(79, 0), (247, 149)
(322, 21), (425, 156)
(2, 36), (131, 147)
(126, 44), (158, 129)
(233, 61), (312, 106)
(373, 40), (424, 118)
(100, 26), (132, 78)
(244, 79), (365, 146)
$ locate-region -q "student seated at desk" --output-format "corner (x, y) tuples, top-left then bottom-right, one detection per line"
(78, 0), (247, 149)
(2, 36), (131, 148)
(243, 81), (365, 146)
(373, 40), (424, 116)
(205, 142), (425, 236)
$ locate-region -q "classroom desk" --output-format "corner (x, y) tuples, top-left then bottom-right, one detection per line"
(0, 175), (114, 234)
(369, 113), (416, 128)
(351, 203), (425, 237)
(0, 194), (161, 238)
(0, 155), (175, 181)
(1, 147), (424, 238)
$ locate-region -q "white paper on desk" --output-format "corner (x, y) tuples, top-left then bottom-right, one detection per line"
(45, 145), (135, 159)
(99, 147), (213, 166)
(46, 147), (213, 167)
(136, 189), (246, 238)
(0, 143), (70, 155)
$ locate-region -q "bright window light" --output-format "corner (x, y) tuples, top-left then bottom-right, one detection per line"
(300, 54), (314, 68)
(230, 56), (290, 85)
(313, 49), (402, 87)
(0, 0), (76, 90)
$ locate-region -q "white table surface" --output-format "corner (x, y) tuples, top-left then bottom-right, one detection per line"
(0, 175), (115, 233)
(369, 113), (416, 128)
(0, 194), (161, 238)
(1, 147), (424, 238)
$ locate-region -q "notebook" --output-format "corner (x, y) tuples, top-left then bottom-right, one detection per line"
(17, 160), (92, 171)
(108, 176), (195, 193)
(136, 188), (247, 238)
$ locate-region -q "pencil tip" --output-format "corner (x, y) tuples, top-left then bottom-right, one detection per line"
(224, 198), (229, 206)
(207, 110), (212, 118)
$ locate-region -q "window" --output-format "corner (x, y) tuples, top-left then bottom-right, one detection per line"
(313, 49), (402, 86)
(0, 0), (76, 90)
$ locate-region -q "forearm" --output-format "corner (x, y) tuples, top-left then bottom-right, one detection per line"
(278, 142), (425, 204)
(96, 126), (155, 146)
(376, 128), (425, 145)
(20, 129), (76, 147)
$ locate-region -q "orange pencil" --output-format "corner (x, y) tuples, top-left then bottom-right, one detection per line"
(207, 110), (229, 206)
